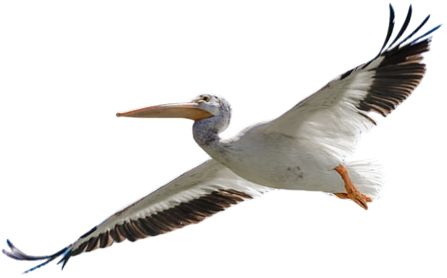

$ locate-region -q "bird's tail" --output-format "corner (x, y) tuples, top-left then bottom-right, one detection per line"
(346, 160), (384, 199)
(2, 239), (73, 274)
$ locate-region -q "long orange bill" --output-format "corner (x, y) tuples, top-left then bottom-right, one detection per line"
(116, 102), (213, 120)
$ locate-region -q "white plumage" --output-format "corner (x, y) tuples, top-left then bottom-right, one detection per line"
(3, 4), (439, 274)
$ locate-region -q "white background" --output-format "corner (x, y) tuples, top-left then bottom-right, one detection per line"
(1, 1), (446, 277)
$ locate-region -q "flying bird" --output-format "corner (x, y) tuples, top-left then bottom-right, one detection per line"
(3, 5), (440, 273)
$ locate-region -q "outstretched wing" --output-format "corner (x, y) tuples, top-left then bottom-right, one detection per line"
(265, 5), (440, 160)
(3, 160), (268, 273)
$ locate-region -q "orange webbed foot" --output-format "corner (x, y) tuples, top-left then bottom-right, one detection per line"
(334, 165), (372, 210)
(334, 192), (372, 210)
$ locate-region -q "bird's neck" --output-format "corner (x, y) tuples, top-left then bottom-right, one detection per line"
(193, 121), (230, 162)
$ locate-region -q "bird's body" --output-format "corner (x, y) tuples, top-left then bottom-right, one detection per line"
(3, 5), (440, 274)
(198, 122), (351, 193)
(218, 125), (319, 189)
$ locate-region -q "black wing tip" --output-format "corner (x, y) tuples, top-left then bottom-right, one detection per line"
(380, 4), (440, 56)
(2, 239), (15, 250)
(357, 5), (439, 118)
(387, 5), (413, 49)
(57, 249), (73, 270)
(389, 3), (395, 15)
(388, 4), (412, 15)
(413, 24), (442, 44)
(2, 246), (11, 258)
(3, 239), (72, 274)
(379, 3), (396, 55)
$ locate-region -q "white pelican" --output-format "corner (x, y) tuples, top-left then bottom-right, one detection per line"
(3, 5), (440, 273)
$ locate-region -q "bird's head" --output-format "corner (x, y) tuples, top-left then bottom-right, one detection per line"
(117, 94), (231, 132)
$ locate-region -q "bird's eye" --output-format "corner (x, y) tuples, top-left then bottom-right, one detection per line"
(202, 95), (211, 102)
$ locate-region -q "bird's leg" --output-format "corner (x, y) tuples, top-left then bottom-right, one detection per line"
(334, 165), (372, 210)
